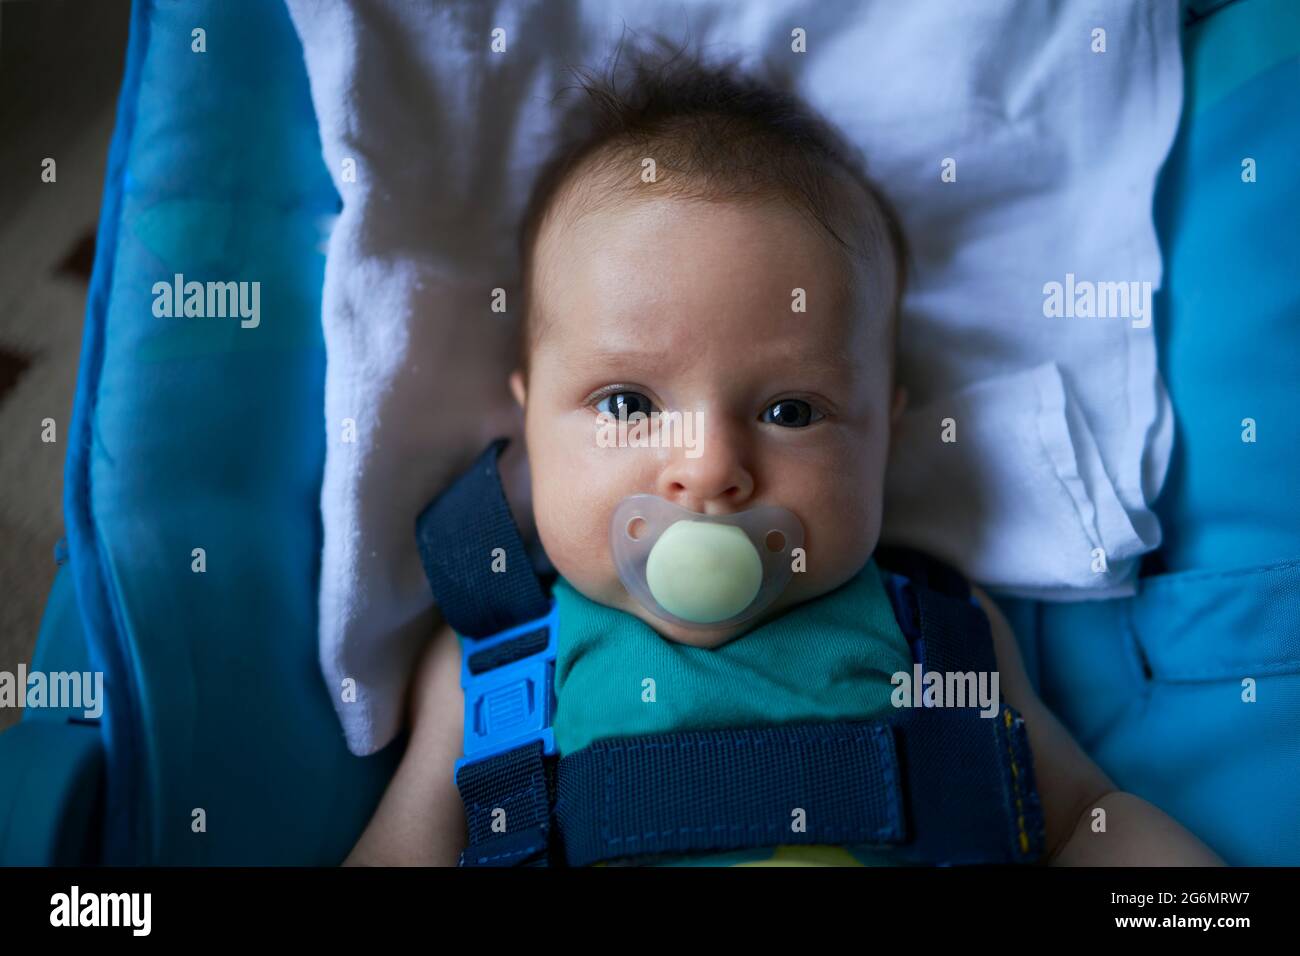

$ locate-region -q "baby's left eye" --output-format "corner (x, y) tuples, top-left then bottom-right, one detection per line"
(761, 399), (823, 428)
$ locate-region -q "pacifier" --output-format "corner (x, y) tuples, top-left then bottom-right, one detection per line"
(610, 494), (805, 629)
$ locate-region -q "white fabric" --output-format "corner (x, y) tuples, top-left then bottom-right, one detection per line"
(286, 0), (1182, 755)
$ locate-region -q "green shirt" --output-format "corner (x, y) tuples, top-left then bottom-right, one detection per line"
(553, 559), (912, 757)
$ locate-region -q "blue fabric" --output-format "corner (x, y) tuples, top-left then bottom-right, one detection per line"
(53, 0), (398, 863)
(27, 566), (94, 726)
(62, 0), (149, 867)
(1155, 0), (1300, 570)
(0, 721), (104, 865)
(0, 568), (103, 865)
(1009, 0), (1300, 868)
(1023, 561), (1300, 866)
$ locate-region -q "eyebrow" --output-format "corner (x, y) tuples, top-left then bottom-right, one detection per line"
(559, 343), (862, 378)
(558, 344), (678, 369)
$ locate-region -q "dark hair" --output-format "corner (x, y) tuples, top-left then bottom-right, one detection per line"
(516, 35), (908, 378)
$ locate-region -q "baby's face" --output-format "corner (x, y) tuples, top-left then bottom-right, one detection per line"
(514, 194), (900, 647)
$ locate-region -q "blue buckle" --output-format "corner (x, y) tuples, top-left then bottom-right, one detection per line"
(454, 600), (559, 783)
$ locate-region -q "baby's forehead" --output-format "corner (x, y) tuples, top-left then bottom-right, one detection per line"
(529, 198), (889, 380)
(532, 184), (888, 342)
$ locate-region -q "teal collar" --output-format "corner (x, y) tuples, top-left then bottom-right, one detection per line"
(550, 559), (913, 756)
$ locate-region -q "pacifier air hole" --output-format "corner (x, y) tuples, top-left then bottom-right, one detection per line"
(765, 530), (786, 552)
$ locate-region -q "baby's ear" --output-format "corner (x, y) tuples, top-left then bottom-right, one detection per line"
(889, 384), (908, 428)
(509, 369), (527, 409)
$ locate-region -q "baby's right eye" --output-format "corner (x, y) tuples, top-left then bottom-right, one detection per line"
(595, 390), (657, 418)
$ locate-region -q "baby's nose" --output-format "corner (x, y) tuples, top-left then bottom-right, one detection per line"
(656, 429), (754, 513)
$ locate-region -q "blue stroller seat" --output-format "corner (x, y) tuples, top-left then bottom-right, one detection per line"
(1, 0), (1296, 865)
(0, 0), (397, 865)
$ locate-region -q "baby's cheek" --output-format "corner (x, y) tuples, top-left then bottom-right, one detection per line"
(531, 455), (621, 594)
(799, 458), (885, 586)
(808, 493), (878, 579)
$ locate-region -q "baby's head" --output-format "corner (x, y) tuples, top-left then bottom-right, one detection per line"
(510, 41), (908, 647)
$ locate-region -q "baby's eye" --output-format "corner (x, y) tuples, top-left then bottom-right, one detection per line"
(596, 390), (657, 418)
(761, 399), (823, 428)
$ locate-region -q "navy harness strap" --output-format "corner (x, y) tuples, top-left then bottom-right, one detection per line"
(457, 740), (555, 867)
(555, 722), (905, 866)
(878, 546), (998, 675)
(876, 552), (1041, 863)
(415, 438), (550, 639)
(890, 705), (1041, 865)
(415, 438), (560, 866)
(912, 587), (997, 675)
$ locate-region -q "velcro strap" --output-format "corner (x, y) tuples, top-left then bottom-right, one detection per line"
(554, 722), (905, 866)
(457, 741), (555, 867)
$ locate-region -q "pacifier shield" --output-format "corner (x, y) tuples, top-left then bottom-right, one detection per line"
(610, 494), (805, 630)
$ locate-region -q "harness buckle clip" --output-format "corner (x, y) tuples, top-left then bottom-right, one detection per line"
(454, 600), (559, 784)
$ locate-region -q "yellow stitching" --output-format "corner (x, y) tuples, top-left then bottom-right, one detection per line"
(1003, 707), (1024, 858)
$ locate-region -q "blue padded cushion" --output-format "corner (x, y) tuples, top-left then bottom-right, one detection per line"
(60, 0), (398, 863)
(1008, 0), (1300, 867)
(1154, 0), (1300, 570)
(0, 721), (104, 865)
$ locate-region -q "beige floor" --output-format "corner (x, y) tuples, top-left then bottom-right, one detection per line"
(0, 0), (129, 730)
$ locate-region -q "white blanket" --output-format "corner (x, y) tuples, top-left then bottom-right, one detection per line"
(286, 0), (1182, 755)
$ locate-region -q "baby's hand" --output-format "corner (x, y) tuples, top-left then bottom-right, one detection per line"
(344, 623), (466, 866)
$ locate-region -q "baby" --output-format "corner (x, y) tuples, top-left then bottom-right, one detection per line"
(350, 44), (1221, 867)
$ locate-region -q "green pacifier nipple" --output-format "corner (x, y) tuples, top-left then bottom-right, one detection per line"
(644, 520), (764, 624)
